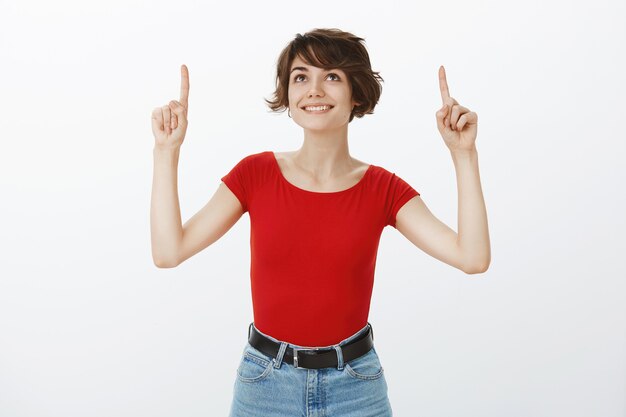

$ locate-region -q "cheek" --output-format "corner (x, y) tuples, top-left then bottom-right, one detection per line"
(333, 85), (353, 100)
(287, 87), (299, 106)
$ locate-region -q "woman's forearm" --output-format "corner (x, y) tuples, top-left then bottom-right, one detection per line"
(150, 146), (183, 267)
(451, 147), (491, 273)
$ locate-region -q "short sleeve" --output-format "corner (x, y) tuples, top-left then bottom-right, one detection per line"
(221, 155), (251, 213)
(386, 173), (420, 228)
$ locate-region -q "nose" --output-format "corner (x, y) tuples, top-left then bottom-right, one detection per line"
(307, 78), (325, 98)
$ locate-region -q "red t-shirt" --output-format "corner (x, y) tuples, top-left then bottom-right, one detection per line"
(221, 151), (420, 346)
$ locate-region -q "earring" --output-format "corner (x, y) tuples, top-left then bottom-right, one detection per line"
(288, 109), (292, 118)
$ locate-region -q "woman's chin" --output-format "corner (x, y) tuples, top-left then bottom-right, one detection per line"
(293, 119), (348, 132)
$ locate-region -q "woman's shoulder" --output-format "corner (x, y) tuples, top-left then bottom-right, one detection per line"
(232, 150), (275, 166)
(240, 150), (274, 160)
(364, 162), (413, 187)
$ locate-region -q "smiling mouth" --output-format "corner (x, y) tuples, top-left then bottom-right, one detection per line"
(301, 105), (334, 113)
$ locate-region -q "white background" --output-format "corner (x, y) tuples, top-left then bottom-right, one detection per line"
(1, 0), (625, 416)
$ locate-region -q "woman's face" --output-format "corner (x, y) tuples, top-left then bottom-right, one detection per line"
(287, 55), (358, 131)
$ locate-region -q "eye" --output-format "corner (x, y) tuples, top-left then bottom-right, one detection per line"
(293, 72), (341, 83)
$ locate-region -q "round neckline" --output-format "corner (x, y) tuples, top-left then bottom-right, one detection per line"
(270, 151), (372, 195)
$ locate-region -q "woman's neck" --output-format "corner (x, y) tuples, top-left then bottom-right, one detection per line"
(294, 128), (356, 178)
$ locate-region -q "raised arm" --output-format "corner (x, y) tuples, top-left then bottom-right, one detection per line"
(150, 65), (244, 268)
(395, 66), (490, 274)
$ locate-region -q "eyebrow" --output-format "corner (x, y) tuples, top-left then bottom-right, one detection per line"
(290, 66), (308, 74)
(289, 66), (339, 74)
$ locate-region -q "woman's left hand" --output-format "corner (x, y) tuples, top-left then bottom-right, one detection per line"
(435, 66), (478, 153)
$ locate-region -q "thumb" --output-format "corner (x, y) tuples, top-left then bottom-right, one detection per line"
(436, 104), (448, 132)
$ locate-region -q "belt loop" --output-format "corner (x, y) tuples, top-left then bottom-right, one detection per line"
(292, 347), (300, 369)
(274, 342), (287, 368)
(334, 345), (344, 370)
(368, 322), (374, 341)
(248, 322), (253, 340)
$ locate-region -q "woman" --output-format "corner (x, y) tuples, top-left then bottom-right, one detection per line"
(150, 28), (490, 417)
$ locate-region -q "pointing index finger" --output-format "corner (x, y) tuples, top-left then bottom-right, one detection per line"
(180, 64), (190, 109)
(439, 65), (450, 103)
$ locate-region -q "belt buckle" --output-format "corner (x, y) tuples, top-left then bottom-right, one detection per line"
(292, 346), (323, 369)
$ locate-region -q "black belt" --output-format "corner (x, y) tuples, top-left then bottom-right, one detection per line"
(247, 323), (375, 369)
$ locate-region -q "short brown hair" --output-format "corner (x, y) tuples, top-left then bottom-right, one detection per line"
(265, 28), (384, 123)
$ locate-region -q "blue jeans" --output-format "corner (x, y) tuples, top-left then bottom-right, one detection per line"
(228, 322), (393, 417)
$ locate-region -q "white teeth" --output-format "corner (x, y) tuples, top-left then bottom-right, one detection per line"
(304, 105), (332, 111)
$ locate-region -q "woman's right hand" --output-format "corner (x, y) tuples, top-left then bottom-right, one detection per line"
(151, 64), (190, 150)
